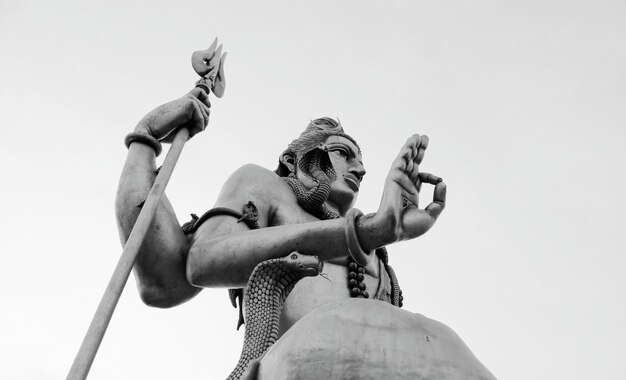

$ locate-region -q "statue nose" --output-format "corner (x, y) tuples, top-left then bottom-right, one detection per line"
(349, 159), (366, 180)
(350, 167), (365, 182)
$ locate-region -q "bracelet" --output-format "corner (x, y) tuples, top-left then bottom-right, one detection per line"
(124, 132), (162, 157)
(344, 208), (372, 266)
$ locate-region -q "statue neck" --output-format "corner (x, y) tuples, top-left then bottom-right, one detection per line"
(282, 174), (338, 220)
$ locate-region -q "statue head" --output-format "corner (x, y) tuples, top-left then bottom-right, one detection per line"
(276, 117), (361, 178)
(277, 117), (365, 216)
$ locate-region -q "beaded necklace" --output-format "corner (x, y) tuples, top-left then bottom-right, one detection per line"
(282, 177), (403, 307)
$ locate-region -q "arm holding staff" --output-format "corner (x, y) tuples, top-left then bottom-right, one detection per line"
(115, 40), (225, 307)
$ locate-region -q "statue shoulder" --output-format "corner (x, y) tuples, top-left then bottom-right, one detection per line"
(217, 164), (295, 219)
(230, 163), (278, 180)
(226, 164), (289, 192)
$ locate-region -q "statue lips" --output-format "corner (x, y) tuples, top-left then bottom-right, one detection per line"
(343, 174), (361, 192)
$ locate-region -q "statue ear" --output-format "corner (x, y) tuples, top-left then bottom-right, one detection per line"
(278, 151), (296, 176)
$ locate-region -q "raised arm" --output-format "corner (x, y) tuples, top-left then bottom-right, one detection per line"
(186, 136), (447, 289)
(186, 164), (352, 288)
(115, 88), (211, 307)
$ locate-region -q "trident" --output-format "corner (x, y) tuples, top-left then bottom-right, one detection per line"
(67, 39), (226, 380)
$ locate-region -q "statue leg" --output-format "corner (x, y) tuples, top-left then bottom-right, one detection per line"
(257, 299), (496, 380)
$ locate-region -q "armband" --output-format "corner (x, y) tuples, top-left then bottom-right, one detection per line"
(124, 132), (162, 157)
(344, 208), (372, 266)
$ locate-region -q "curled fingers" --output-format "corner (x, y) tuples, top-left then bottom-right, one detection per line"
(188, 97), (210, 137)
(417, 172), (442, 185)
(423, 177), (446, 220)
(189, 87), (211, 108)
(417, 171), (442, 195)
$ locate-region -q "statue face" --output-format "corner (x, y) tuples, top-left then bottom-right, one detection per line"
(294, 135), (365, 215)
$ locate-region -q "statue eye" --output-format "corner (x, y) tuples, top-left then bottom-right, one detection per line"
(332, 148), (349, 160)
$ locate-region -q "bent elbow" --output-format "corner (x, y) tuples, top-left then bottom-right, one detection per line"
(138, 286), (179, 308)
(186, 262), (201, 288)
(186, 247), (211, 287)
(138, 282), (199, 308)
(187, 246), (231, 287)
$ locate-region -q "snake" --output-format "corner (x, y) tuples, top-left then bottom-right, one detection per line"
(282, 144), (338, 220)
(226, 252), (323, 380)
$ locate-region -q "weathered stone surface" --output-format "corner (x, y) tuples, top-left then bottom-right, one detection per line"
(258, 299), (496, 380)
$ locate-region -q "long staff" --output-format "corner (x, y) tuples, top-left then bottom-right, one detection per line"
(67, 40), (225, 380)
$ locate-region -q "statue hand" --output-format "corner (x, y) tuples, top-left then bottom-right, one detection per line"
(133, 87), (211, 142)
(375, 134), (446, 244)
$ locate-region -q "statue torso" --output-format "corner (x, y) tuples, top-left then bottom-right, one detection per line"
(192, 165), (392, 337)
(262, 176), (391, 336)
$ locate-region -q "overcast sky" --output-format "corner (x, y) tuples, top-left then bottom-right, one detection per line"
(1, 1), (625, 379)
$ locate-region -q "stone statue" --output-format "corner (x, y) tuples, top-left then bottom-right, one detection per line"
(115, 41), (496, 379)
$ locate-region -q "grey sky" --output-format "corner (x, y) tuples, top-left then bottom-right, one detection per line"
(1, 1), (625, 379)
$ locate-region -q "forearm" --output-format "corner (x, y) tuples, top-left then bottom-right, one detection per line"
(186, 214), (393, 288)
(116, 142), (169, 243)
(116, 143), (156, 235)
(115, 142), (199, 306)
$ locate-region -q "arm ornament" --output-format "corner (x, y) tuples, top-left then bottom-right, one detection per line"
(344, 208), (372, 266)
(180, 201), (260, 330)
(181, 201), (260, 234)
(124, 132), (163, 156)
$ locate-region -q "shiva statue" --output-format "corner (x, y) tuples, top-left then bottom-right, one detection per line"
(116, 43), (496, 380)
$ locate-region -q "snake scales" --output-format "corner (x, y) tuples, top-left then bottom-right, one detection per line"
(226, 252), (323, 380)
(282, 144), (337, 220)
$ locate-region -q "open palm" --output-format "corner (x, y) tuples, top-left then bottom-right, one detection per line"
(377, 134), (447, 242)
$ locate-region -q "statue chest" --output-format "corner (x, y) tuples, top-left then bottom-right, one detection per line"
(276, 259), (391, 337)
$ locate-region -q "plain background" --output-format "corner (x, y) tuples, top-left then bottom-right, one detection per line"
(1, 1), (625, 379)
